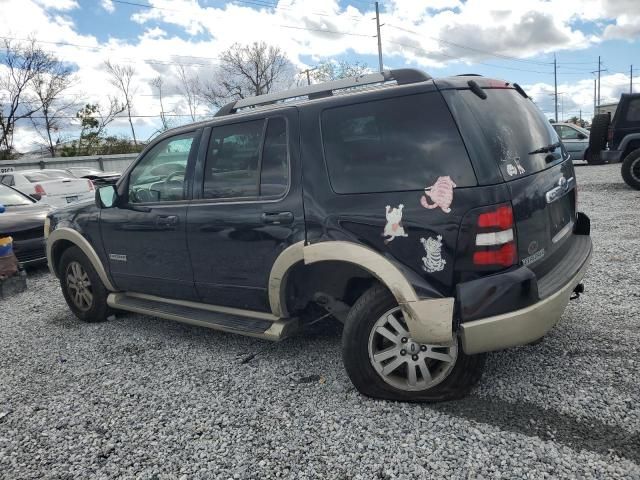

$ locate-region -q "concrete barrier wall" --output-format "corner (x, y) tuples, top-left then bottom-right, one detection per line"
(0, 153), (139, 174)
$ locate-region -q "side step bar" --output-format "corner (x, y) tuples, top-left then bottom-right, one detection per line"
(107, 292), (298, 341)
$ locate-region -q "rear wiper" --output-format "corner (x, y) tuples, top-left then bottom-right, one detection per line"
(528, 142), (561, 155)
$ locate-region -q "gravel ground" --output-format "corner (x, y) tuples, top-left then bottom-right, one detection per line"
(1, 163), (639, 479)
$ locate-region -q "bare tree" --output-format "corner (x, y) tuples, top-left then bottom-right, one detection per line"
(151, 76), (169, 131)
(200, 42), (295, 108)
(30, 62), (75, 157)
(104, 60), (137, 145)
(176, 65), (200, 122)
(0, 38), (55, 158)
(310, 60), (370, 83)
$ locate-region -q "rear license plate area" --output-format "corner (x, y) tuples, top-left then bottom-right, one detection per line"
(66, 196), (78, 203)
(549, 194), (573, 241)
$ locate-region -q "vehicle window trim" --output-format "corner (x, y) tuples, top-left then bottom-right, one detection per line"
(197, 115), (292, 204)
(121, 128), (202, 206)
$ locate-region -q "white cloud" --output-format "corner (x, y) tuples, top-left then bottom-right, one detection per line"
(33, 0), (78, 10)
(101, 0), (115, 14)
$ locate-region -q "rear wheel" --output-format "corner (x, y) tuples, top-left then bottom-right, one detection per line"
(587, 114), (610, 165)
(59, 246), (112, 322)
(621, 149), (640, 190)
(342, 284), (485, 402)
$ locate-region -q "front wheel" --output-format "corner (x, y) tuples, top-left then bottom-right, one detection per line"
(342, 284), (485, 402)
(621, 149), (640, 190)
(59, 246), (112, 322)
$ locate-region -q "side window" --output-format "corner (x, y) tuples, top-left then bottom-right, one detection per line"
(128, 132), (196, 203)
(626, 98), (640, 122)
(0, 175), (11, 186)
(203, 120), (264, 199)
(260, 117), (289, 198)
(559, 126), (579, 140)
(321, 93), (476, 194)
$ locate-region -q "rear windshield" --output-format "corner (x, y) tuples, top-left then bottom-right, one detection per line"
(321, 92), (476, 194)
(458, 88), (563, 177)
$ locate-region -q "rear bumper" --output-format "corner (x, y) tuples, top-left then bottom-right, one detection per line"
(600, 150), (622, 163)
(459, 235), (592, 354)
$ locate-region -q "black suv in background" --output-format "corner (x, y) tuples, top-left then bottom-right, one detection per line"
(592, 93), (640, 188)
(46, 70), (592, 402)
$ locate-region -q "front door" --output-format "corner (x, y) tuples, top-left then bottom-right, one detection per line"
(187, 109), (304, 312)
(100, 129), (201, 300)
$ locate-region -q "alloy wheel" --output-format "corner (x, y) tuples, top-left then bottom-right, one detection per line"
(368, 308), (457, 392)
(66, 261), (93, 312)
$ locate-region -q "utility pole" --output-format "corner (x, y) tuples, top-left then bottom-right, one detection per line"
(300, 67), (317, 86)
(375, 1), (383, 72)
(554, 54), (558, 122)
(597, 55), (601, 108)
(593, 78), (597, 115)
(631, 65), (634, 93)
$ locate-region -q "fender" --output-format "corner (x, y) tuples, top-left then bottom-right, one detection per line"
(618, 133), (640, 155)
(268, 240), (453, 345)
(47, 227), (117, 292)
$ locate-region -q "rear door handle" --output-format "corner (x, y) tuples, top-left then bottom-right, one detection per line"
(261, 211), (294, 225)
(156, 215), (179, 228)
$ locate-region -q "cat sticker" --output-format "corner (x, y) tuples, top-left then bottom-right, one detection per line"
(421, 176), (456, 213)
(383, 204), (408, 244)
(421, 235), (446, 273)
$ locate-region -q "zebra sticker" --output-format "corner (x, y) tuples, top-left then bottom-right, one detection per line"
(420, 235), (446, 273)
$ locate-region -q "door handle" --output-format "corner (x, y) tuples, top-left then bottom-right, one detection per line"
(155, 215), (179, 228)
(261, 211), (294, 225)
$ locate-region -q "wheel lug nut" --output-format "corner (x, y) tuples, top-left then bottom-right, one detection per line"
(420, 345), (427, 352)
(401, 337), (408, 343)
(412, 355), (419, 361)
(400, 349), (406, 356)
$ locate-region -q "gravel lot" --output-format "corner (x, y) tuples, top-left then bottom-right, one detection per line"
(1, 163), (639, 479)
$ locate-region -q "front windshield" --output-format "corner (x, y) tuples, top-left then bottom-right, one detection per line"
(0, 185), (33, 206)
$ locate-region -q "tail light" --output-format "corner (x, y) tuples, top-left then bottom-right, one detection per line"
(607, 126), (613, 143)
(34, 184), (46, 197)
(472, 203), (517, 268)
(87, 179), (95, 191)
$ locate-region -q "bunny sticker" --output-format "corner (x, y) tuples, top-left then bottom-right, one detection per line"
(420, 176), (456, 213)
(383, 204), (408, 244)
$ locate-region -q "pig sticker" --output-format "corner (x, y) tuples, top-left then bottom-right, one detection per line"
(421, 235), (446, 273)
(420, 176), (456, 213)
(383, 204), (408, 244)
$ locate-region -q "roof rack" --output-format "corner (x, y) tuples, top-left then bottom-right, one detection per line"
(214, 68), (431, 117)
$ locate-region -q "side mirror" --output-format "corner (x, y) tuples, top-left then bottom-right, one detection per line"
(96, 185), (118, 209)
(577, 133), (587, 139)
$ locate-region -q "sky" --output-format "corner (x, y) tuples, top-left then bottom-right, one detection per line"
(0, 0), (638, 152)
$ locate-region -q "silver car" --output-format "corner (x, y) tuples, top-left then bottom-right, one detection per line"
(552, 123), (590, 161)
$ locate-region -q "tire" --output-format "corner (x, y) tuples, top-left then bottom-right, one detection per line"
(587, 114), (610, 165)
(621, 149), (640, 190)
(59, 246), (112, 322)
(341, 284), (485, 402)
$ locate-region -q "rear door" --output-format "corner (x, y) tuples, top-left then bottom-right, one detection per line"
(187, 108), (304, 312)
(452, 87), (577, 273)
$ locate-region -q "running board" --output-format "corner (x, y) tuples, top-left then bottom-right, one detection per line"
(107, 292), (298, 341)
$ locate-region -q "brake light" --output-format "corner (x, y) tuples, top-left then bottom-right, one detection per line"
(472, 203), (517, 268)
(34, 184), (46, 196)
(87, 179), (95, 191)
(477, 206), (513, 230)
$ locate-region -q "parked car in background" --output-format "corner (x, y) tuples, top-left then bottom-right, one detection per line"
(65, 167), (121, 186)
(0, 169), (95, 207)
(0, 184), (49, 266)
(552, 123), (590, 161)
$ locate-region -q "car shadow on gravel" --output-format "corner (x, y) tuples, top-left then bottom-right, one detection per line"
(429, 395), (640, 464)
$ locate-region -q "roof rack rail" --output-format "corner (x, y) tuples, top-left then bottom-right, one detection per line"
(214, 68), (431, 117)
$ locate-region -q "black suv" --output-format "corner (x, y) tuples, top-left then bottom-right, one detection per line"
(594, 93), (640, 189)
(46, 69), (592, 402)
